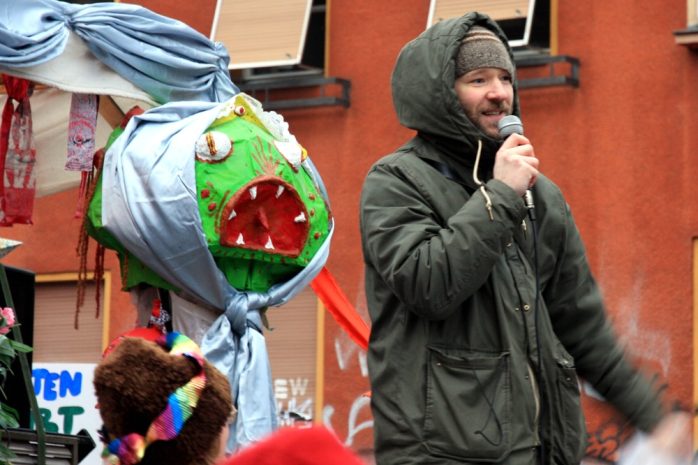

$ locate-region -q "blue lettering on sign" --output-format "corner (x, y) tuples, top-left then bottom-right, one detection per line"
(32, 368), (83, 401)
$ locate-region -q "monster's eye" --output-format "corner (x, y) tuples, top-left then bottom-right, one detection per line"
(195, 131), (232, 163)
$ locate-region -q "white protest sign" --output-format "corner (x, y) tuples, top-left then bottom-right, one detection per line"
(32, 363), (101, 465)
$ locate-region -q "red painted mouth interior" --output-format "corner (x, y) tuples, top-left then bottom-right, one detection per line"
(220, 178), (309, 258)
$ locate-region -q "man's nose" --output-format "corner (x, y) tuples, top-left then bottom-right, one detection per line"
(486, 80), (507, 100)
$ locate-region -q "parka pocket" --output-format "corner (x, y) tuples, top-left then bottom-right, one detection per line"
(551, 354), (587, 464)
(423, 347), (511, 462)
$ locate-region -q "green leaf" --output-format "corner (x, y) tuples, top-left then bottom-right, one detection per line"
(0, 340), (14, 359)
(9, 340), (32, 353)
(0, 404), (19, 429)
(0, 402), (18, 418)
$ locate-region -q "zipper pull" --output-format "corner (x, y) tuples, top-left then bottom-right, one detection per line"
(522, 219), (528, 239)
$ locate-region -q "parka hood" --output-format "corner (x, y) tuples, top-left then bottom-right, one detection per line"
(391, 12), (520, 159)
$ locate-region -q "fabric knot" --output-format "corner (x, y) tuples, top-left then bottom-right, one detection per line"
(224, 294), (248, 335)
(246, 308), (263, 333)
(2, 75), (30, 101)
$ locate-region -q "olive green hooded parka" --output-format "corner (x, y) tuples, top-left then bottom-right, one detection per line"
(360, 12), (663, 465)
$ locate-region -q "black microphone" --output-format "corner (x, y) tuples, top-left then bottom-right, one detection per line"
(497, 115), (535, 217)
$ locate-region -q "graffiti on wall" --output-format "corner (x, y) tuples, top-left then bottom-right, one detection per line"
(613, 276), (672, 377)
(323, 394), (372, 447)
(275, 377), (314, 426)
(584, 417), (631, 464)
(322, 281), (373, 446)
(323, 324), (373, 446)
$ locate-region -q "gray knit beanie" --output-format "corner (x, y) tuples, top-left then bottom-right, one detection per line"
(455, 26), (514, 77)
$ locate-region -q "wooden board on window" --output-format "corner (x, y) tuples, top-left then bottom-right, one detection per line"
(33, 278), (106, 364)
(428, 0), (530, 26)
(211, 0), (312, 69)
(265, 286), (319, 425)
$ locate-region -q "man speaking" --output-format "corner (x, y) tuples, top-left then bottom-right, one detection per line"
(359, 11), (687, 465)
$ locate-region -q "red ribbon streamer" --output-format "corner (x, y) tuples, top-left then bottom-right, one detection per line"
(0, 75), (35, 226)
(0, 76), (30, 195)
(310, 266), (369, 350)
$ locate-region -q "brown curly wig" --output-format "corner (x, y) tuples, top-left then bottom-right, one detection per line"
(94, 336), (233, 465)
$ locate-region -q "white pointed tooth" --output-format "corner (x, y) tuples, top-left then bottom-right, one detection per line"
(294, 212), (307, 223)
(264, 236), (275, 250)
(228, 209), (237, 220)
(236, 233), (245, 245)
(249, 186), (257, 200)
(276, 185), (285, 198)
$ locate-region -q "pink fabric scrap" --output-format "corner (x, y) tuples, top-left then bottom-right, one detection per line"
(65, 93), (99, 171)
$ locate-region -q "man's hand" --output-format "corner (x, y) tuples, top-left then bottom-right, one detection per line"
(493, 133), (539, 197)
(619, 412), (693, 465)
(646, 412), (692, 462)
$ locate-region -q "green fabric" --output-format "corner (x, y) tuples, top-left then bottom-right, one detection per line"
(86, 126), (177, 291)
(361, 12), (663, 465)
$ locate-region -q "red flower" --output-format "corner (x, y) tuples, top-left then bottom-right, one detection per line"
(0, 307), (15, 335)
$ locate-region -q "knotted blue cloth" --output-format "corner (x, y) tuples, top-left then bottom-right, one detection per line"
(101, 100), (333, 450)
(0, 0), (238, 103)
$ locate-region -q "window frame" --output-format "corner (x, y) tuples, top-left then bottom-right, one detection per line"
(210, 0), (314, 70)
(427, 0), (537, 48)
(265, 286), (325, 426)
(33, 272), (111, 363)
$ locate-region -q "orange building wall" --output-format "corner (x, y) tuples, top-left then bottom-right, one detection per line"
(308, 0), (698, 456)
(0, 188), (135, 340)
(2, 0), (696, 460)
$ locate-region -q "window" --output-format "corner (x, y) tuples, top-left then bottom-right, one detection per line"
(211, 0), (324, 74)
(210, 0), (347, 110)
(33, 273), (109, 363)
(265, 286), (324, 426)
(674, 0), (698, 48)
(428, 0), (581, 89)
(427, 0), (551, 51)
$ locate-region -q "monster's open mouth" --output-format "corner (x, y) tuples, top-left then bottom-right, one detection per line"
(219, 176), (309, 257)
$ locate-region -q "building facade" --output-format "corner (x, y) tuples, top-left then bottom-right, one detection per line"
(1, 0), (697, 462)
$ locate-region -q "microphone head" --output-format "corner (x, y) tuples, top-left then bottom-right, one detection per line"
(498, 115), (523, 138)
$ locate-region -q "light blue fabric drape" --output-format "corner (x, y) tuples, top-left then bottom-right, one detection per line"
(101, 100), (333, 450)
(0, 0), (238, 103)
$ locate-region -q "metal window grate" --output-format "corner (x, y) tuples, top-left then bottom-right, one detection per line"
(4, 428), (94, 465)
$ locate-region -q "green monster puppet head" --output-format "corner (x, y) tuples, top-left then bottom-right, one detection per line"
(86, 94), (332, 293)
